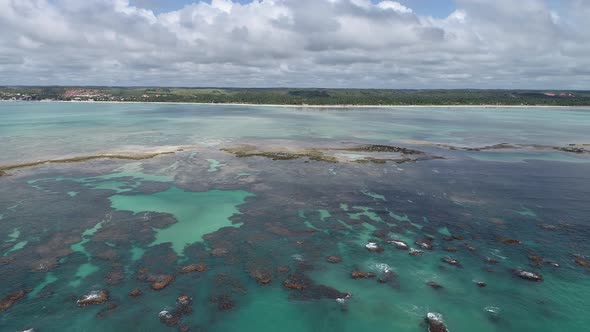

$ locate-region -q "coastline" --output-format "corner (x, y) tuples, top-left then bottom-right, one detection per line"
(1, 99), (589, 108)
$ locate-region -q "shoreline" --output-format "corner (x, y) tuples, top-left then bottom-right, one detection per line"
(1, 100), (589, 108)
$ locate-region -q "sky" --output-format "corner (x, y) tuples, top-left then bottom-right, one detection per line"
(0, 0), (589, 89)
(129, 0), (458, 17)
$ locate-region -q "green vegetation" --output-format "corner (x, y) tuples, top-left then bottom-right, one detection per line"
(2, 86), (590, 106)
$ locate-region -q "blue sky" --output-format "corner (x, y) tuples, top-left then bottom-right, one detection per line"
(131, 0), (457, 17)
(130, 0), (566, 17)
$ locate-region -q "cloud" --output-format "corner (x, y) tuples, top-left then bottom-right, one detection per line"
(0, 0), (588, 88)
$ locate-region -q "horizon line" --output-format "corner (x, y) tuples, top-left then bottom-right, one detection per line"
(1, 85), (588, 92)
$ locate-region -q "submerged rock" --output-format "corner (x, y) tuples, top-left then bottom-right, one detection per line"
(512, 269), (543, 282)
(0, 290), (28, 312)
(0, 256), (14, 265)
(181, 264), (208, 273)
(105, 269), (125, 285)
(221, 143), (435, 164)
(415, 239), (434, 250)
(441, 257), (461, 267)
(388, 240), (409, 250)
(159, 295), (193, 326)
(575, 258), (590, 268)
(30, 257), (59, 273)
(77, 290), (109, 306)
(426, 281), (444, 290)
(96, 303), (118, 318)
(149, 274), (175, 290)
(485, 257), (499, 264)
(96, 249), (119, 261)
(221, 145), (338, 163)
(409, 249), (425, 256)
(277, 265), (291, 273)
(464, 244), (477, 252)
(283, 272), (350, 301)
(425, 312), (449, 332)
(283, 272), (312, 290)
(365, 242), (384, 253)
(347, 144), (424, 154)
(554, 146), (587, 154)
(177, 295), (192, 307)
(31, 232), (82, 272)
(211, 247), (230, 257)
(159, 310), (178, 326)
(377, 270), (399, 286)
(250, 269), (272, 285)
(326, 256), (342, 263)
(128, 289), (142, 297)
(351, 271), (376, 279)
(310, 285), (351, 301)
(214, 273), (247, 295)
(528, 255), (544, 262)
(210, 295), (235, 311)
(499, 238), (521, 245)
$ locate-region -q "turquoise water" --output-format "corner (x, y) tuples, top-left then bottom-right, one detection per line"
(0, 103), (589, 331)
(110, 186), (253, 255)
(206, 159), (227, 172)
(1, 102), (589, 164)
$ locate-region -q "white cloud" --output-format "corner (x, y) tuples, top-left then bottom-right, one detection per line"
(377, 1), (412, 14)
(0, 0), (588, 88)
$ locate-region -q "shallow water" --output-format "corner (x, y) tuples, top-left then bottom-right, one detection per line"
(1, 103), (589, 332)
(110, 187), (253, 255)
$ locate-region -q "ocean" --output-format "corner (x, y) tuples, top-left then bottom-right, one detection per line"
(1, 102), (589, 331)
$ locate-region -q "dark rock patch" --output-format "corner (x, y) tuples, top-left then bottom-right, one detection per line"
(326, 256), (342, 263)
(441, 257), (461, 267)
(426, 281), (444, 290)
(77, 290), (109, 306)
(180, 264), (208, 273)
(351, 271), (377, 279)
(425, 312), (449, 332)
(0, 289), (29, 311)
(512, 269), (543, 282)
(415, 238), (434, 250)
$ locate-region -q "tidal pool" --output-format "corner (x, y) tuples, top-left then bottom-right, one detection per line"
(110, 187), (254, 255)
